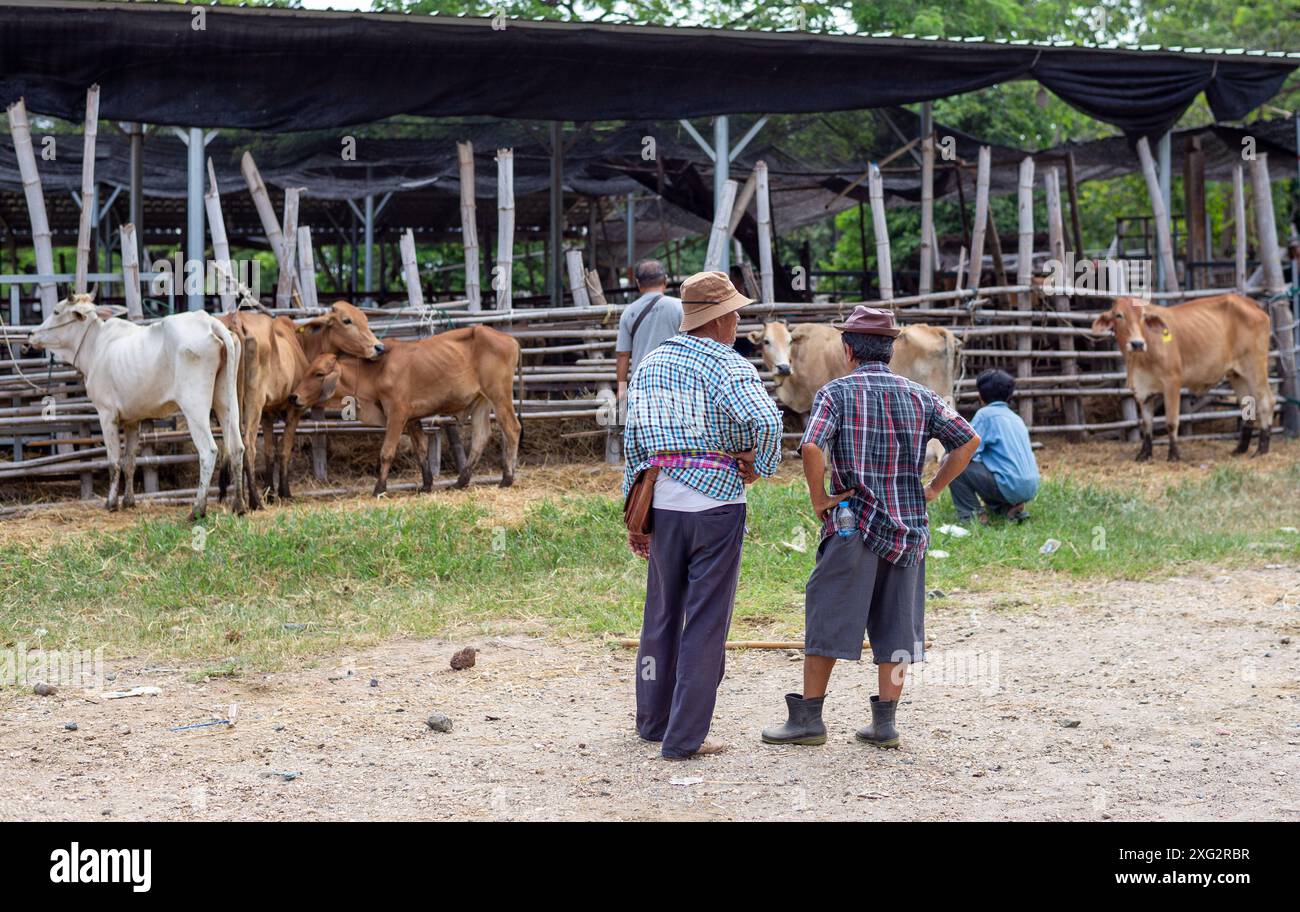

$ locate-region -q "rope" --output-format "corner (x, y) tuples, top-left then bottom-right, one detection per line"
(0, 308), (53, 393)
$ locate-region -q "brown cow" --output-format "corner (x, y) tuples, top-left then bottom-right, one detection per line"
(1091, 294), (1274, 461)
(290, 324), (523, 494)
(218, 311), (316, 506)
(219, 300), (386, 506)
(747, 320), (963, 462)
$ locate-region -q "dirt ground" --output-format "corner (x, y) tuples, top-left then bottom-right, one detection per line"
(2, 563), (1296, 822)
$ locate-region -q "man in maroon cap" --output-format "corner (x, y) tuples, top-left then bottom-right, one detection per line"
(762, 306), (979, 749)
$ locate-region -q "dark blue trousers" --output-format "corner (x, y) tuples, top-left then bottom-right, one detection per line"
(636, 504), (746, 759)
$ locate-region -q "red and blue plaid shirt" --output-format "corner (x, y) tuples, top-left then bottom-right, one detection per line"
(801, 361), (975, 565)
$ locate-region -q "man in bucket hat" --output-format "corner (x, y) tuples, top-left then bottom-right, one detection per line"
(761, 306), (979, 749)
(623, 271), (783, 760)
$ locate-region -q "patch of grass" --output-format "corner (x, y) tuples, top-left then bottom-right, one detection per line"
(2, 457), (1297, 672)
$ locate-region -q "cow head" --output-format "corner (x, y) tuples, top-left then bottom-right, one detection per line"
(289, 354), (341, 410)
(299, 300), (385, 360)
(1091, 296), (1166, 354)
(746, 320), (793, 380)
(25, 294), (126, 362)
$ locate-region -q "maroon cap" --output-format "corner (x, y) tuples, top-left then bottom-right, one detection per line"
(831, 305), (900, 337)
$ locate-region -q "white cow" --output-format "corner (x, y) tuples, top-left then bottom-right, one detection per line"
(27, 294), (246, 519)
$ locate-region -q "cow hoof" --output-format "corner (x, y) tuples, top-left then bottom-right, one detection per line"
(1167, 451), (1180, 462)
(189, 509), (206, 522)
(454, 475), (471, 490)
(105, 501), (118, 513)
(1134, 451), (1151, 463)
(499, 476), (515, 488)
(123, 499), (135, 510)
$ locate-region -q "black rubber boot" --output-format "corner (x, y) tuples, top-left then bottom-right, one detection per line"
(761, 693), (827, 745)
(854, 695), (900, 749)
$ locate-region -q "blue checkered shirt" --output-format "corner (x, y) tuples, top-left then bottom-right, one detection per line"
(623, 333), (783, 500)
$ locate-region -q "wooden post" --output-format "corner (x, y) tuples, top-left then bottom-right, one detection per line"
(399, 228), (423, 310)
(1016, 157), (1036, 426)
(495, 148), (514, 311)
(968, 146), (991, 291)
(297, 226), (319, 311)
(565, 249), (591, 308)
(74, 85), (100, 295)
(919, 134), (935, 295)
(240, 151), (284, 260)
(119, 223), (142, 320)
(310, 407), (328, 481)
(457, 141), (481, 312)
(1064, 151), (1085, 257)
(7, 99), (58, 316)
(755, 161), (775, 303)
(867, 163), (892, 301)
(704, 179), (738, 271)
(1136, 136), (1180, 293)
(204, 158), (237, 312)
(1183, 135), (1207, 290)
(1045, 167), (1083, 438)
(276, 188), (301, 309)
(1233, 164), (1248, 291)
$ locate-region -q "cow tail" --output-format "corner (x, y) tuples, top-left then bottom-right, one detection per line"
(213, 322), (244, 466)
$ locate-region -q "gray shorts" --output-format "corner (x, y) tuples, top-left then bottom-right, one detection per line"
(804, 534), (926, 664)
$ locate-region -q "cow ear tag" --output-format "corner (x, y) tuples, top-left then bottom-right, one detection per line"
(1161, 327), (1173, 343)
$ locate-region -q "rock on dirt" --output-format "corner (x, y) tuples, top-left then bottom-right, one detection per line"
(426, 712), (453, 733)
(450, 647), (477, 671)
(33, 683), (56, 696)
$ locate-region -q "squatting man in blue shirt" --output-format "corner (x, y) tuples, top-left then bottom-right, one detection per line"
(948, 369), (1040, 524)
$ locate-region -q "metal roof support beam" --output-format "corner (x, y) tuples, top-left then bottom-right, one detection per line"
(714, 116), (729, 271)
(728, 115), (768, 162)
(172, 126), (211, 311)
(549, 121), (563, 307)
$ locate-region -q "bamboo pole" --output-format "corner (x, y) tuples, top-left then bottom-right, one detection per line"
(867, 163), (892, 300)
(204, 158), (237, 312)
(1250, 153), (1286, 296)
(7, 99), (58, 316)
(755, 162), (775, 303)
(240, 151), (284, 258)
(457, 141), (481, 312)
(1016, 157), (1036, 426)
(297, 226), (319, 311)
(968, 146), (991, 291)
(74, 84), (100, 295)
(275, 189), (301, 309)
(1233, 165), (1248, 291)
(919, 134), (935, 295)
(728, 168), (759, 238)
(495, 148), (514, 311)
(1136, 136), (1180, 293)
(1251, 153), (1299, 435)
(119, 223), (142, 320)
(704, 179), (739, 271)
(399, 228), (423, 310)
(565, 249), (591, 309)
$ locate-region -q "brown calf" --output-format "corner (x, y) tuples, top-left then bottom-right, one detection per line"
(290, 324), (523, 495)
(1091, 295), (1274, 461)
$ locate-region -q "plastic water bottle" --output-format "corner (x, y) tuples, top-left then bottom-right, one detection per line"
(834, 501), (855, 537)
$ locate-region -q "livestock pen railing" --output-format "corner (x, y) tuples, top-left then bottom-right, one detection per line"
(1, 280), (1298, 516)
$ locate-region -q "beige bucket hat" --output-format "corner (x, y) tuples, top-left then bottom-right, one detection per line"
(679, 271), (753, 332)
